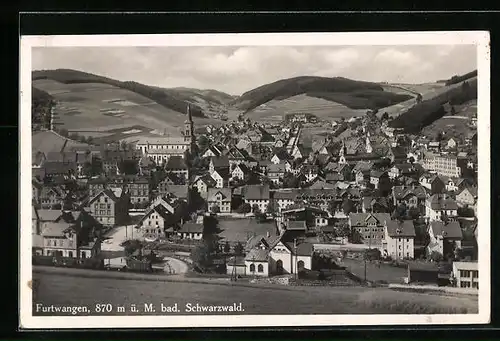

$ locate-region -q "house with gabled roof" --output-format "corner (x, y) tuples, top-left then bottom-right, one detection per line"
(383, 219), (416, 260)
(202, 145), (223, 158)
(231, 163), (252, 183)
(207, 188), (232, 213)
(392, 185), (427, 215)
(244, 184), (270, 213)
(209, 155), (230, 174)
(165, 156), (189, 181)
(40, 185), (66, 209)
(267, 163), (287, 185)
(419, 173), (446, 195)
(211, 168), (230, 189)
(135, 204), (173, 241)
(271, 149), (292, 165)
(427, 221), (463, 258)
(88, 188), (129, 226)
(177, 222), (204, 240)
(455, 186), (478, 207)
(191, 174), (216, 199)
(425, 194), (458, 222)
(348, 213), (391, 246)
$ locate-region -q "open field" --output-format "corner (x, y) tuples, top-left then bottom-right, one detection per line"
(341, 259), (407, 284)
(218, 218), (278, 244)
(33, 79), (222, 138)
(421, 99), (477, 139)
(244, 94), (368, 122)
(32, 271), (478, 315)
(32, 130), (89, 155)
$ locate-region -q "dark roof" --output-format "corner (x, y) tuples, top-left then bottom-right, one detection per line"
(244, 185), (270, 200)
(286, 220), (307, 231)
(164, 185), (189, 200)
(370, 170), (387, 178)
(207, 188), (232, 201)
(212, 168), (230, 179)
(165, 156), (188, 170)
(178, 223), (204, 234)
(393, 186), (427, 200)
(43, 161), (75, 174)
(428, 194), (458, 210)
(283, 241), (314, 256)
(211, 156), (230, 168)
(430, 221), (463, 239)
(245, 248), (269, 262)
(268, 163), (286, 173)
(349, 213), (391, 227)
(386, 219), (416, 237)
(273, 149), (292, 161)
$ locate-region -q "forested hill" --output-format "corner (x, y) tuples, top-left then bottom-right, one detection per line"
(32, 69), (234, 118)
(231, 76), (414, 113)
(389, 77), (477, 133)
(32, 86), (54, 130)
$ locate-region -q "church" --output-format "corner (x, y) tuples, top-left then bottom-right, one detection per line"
(135, 104), (196, 166)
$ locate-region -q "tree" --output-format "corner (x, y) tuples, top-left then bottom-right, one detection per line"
(236, 203), (252, 214)
(197, 135), (209, 150)
(252, 204), (260, 214)
(124, 239), (143, 256)
(342, 199), (355, 215)
(364, 248), (381, 261)
(408, 156), (415, 164)
(381, 112), (389, 121)
(349, 229), (363, 244)
(283, 172), (300, 188)
(223, 241), (231, 254)
(190, 241), (212, 271)
(407, 206), (421, 220)
(210, 204), (220, 214)
(266, 202), (275, 216)
(429, 250), (443, 262)
(234, 242), (244, 256)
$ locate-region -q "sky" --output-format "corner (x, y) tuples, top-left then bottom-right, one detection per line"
(32, 45), (477, 96)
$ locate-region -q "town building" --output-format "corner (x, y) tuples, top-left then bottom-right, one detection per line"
(211, 168), (230, 189)
(88, 188), (130, 226)
(392, 185), (427, 216)
(383, 220), (416, 260)
(244, 184), (270, 213)
(452, 261), (479, 289)
(135, 204), (173, 241)
(425, 194), (458, 222)
(348, 213), (391, 246)
(135, 105), (196, 163)
(191, 174), (216, 199)
(207, 188), (232, 214)
(165, 156), (190, 181)
(427, 221), (463, 258)
(455, 186), (478, 207)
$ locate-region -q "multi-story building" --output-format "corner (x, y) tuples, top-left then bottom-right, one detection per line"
(165, 156), (189, 181)
(348, 213), (391, 246)
(452, 261), (479, 289)
(425, 194), (458, 222)
(135, 105), (196, 164)
(88, 188), (130, 226)
(421, 153), (467, 178)
(392, 185), (427, 215)
(383, 220), (416, 260)
(244, 185), (270, 213)
(207, 188), (232, 213)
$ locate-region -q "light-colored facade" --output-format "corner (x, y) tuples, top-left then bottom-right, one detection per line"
(452, 261), (479, 289)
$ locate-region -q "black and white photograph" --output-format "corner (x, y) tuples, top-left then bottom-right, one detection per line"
(19, 32), (490, 328)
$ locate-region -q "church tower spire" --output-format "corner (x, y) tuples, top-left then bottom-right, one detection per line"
(184, 103), (196, 150)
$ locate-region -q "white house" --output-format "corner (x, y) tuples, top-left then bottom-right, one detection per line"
(192, 174), (216, 199)
(177, 222), (204, 240)
(231, 163), (251, 182)
(425, 194), (458, 222)
(273, 190), (298, 212)
(135, 204), (173, 240)
(211, 169), (229, 189)
(207, 188), (232, 213)
(268, 240), (313, 275)
(455, 186), (478, 207)
(452, 261), (479, 289)
(244, 185), (270, 213)
(244, 248), (269, 277)
(383, 220), (416, 260)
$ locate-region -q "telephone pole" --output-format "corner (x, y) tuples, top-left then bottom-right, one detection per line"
(294, 238), (298, 281)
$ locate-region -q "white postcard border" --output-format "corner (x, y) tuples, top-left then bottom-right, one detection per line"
(19, 31), (491, 329)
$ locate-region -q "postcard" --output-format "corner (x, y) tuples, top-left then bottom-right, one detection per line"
(19, 31), (490, 329)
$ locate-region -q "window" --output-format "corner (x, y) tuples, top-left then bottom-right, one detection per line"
(406, 239), (410, 242)
(258, 264), (264, 273)
(250, 264), (256, 272)
(399, 245), (402, 250)
(68, 251), (73, 258)
(406, 252), (409, 258)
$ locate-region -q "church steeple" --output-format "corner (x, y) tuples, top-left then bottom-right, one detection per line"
(184, 103), (195, 148)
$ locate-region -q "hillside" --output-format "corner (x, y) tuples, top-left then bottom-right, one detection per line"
(32, 69), (233, 119)
(389, 77), (477, 133)
(232, 76), (414, 114)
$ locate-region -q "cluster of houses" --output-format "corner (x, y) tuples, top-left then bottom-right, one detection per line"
(30, 105), (479, 288)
